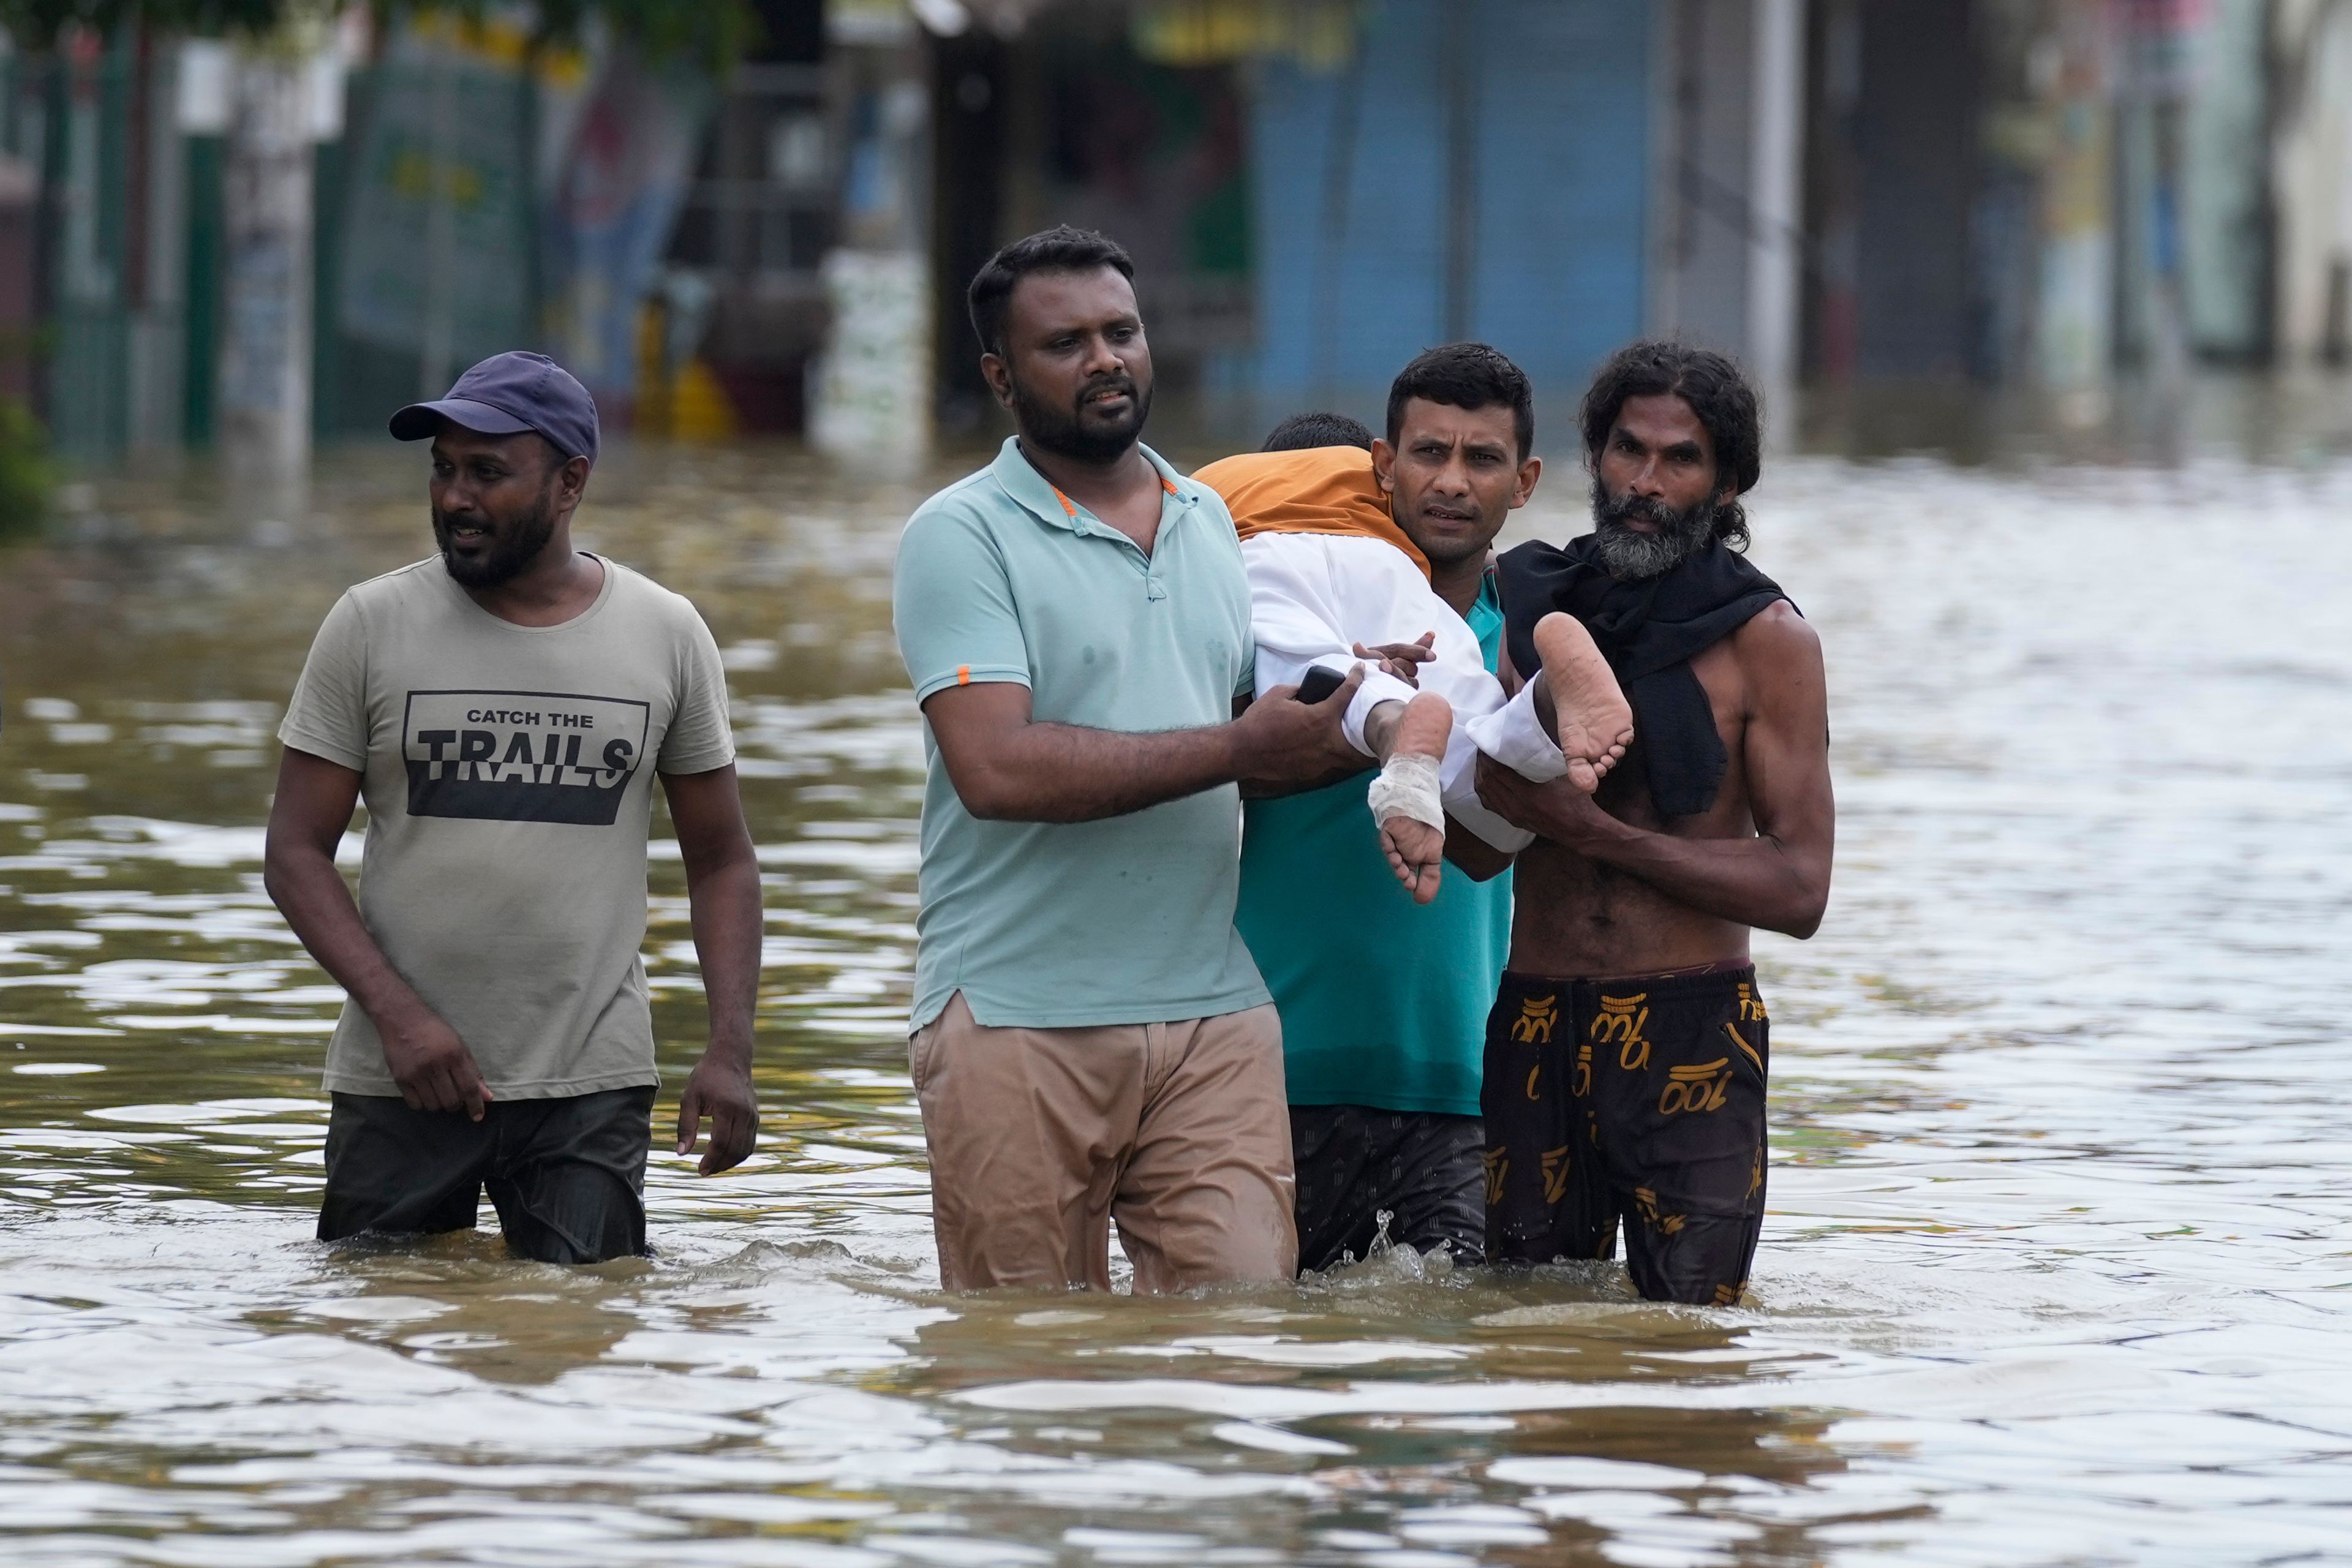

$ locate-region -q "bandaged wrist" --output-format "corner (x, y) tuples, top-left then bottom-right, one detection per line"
(1366, 751), (1446, 832)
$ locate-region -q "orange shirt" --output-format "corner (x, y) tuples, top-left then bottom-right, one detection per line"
(1191, 445), (1430, 581)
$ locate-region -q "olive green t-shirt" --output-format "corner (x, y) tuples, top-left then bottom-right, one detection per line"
(277, 556), (734, 1098)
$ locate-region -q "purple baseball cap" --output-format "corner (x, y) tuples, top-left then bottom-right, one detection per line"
(389, 351), (600, 464)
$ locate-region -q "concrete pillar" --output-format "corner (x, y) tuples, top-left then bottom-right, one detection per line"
(129, 38), (189, 453)
(1746, 0), (1805, 431)
(812, 12), (932, 473)
(217, 49), (312, 478)
(1440, 2), (1479, 344)
(217, 31), (343, 479)
(2272, 0), (2352, 364)
(2035, 0), (2114, 417)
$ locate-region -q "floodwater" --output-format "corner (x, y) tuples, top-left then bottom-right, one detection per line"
(1, 438), (2348, 1566)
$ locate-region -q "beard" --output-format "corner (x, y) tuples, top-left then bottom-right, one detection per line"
(434, 489), (559, 589)
(1590, 479), (1719, 580)
(1011, 366), (1153, 463)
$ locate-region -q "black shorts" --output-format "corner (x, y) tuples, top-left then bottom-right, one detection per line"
(1481, 967), (1769, 1305)
(318, 1086), (654, 1264)
(1290, 1105), (1485, 1274)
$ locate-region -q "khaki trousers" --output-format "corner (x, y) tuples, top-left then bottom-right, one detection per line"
(910, 992), (1297, 1292)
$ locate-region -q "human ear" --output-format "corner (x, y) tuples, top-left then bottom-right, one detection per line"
(557, 454), (592, 509)
(1512, 454), (1543, 508)
(979, 353), (1016, 409)
(1370, 438), (1397, 493)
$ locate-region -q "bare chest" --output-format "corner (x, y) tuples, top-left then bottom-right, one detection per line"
(1509, 638), (1755, 971)
(1595, 638), (1752, 836)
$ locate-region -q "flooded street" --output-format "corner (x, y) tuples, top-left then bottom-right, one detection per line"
(2, 439), (2348, 1566)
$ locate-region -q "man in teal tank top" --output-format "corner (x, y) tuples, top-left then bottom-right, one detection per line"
(1232, 345), (1546, 1272)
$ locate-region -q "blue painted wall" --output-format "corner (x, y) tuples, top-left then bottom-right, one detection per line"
(1227, 0), (1651, 443)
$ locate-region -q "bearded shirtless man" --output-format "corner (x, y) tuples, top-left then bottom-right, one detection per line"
(1474, 342), (1833, 1306)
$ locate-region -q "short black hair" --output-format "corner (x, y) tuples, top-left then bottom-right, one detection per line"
(967, 225), (1136, 359)
(1261, 411), (1375, 452)
(1579, 341), (1762, 549)
(1385, 342), (1534, 461)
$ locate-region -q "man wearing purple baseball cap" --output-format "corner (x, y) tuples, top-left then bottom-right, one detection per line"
(263, 351), (763, 1263)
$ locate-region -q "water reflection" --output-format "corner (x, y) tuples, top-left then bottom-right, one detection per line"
(2, 440), (2350, 1564)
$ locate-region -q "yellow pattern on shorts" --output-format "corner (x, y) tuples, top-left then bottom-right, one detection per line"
(1630, 1186), (1684, 1234)
(1540, 1144), (1570, 1206)
(1726, 1020), (1764, 1074)
(1510, 993), (1559, 1044)
(1593, 992), (1652, 1071)
(1482, 1146), (1509, 1207)
(1659, 1057), (1732, 1115)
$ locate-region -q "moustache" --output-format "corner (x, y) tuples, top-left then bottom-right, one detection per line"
(1077, 374), (1137, 407)
(1596, 490), (1689, 531)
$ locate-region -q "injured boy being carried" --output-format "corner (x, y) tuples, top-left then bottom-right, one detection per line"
(1193, 439), (1634, 903)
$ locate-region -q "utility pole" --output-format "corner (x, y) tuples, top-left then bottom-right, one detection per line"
(1439, 10), (1478, 343)
(418, 43), (456, 398)
(1747, 0), (1806, 441)
(217, 44), (310, 478)
(217, 22), (343, 481)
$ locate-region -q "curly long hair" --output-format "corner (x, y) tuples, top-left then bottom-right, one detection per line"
(1578, 342), (1762, 551)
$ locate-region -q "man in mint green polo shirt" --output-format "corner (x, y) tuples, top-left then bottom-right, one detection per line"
(892, 226), (1365, 1294)
(1232, 345), (1546, 1273)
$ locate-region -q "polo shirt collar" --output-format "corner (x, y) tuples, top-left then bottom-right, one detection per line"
(990, 435), (1197, 532)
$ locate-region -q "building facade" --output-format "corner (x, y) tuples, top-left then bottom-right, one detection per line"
(10, 1), (2352, 466)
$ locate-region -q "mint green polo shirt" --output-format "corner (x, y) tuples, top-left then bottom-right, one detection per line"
(893, 436), (1270, 1031)
(1234, 576), (1513, 1117)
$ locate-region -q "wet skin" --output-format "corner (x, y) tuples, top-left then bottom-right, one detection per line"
(1477, 393), (1834, 977)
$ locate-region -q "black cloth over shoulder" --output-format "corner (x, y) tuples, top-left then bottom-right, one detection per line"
(1498, 534), (1793, 820)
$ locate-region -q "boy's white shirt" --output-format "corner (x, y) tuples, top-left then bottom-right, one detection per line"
(1241, 532), (1562, 852)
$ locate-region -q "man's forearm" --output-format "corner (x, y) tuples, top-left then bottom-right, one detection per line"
(263, 846), (427, 1026)
(1559, 815), (1826, 937)
(961, 719), (1241, 823)
(685, 851), (762, 1062)
(1239, 753), (1373, 801)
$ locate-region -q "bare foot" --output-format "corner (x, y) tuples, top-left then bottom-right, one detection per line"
(1532, 611), (1633, 792)
(1381, 815), (1445, 903)
(1389, 688), (1452, 761)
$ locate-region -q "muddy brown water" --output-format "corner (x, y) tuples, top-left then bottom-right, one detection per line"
(1, 441), (2348, 1565)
